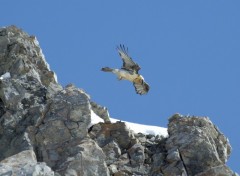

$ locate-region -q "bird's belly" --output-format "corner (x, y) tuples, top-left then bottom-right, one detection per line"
(118, 70), (138, 81)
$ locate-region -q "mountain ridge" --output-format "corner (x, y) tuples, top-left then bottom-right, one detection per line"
(0, 26), (237, 176)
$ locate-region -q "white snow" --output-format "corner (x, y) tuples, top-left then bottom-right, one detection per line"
(90, 110), (168, 137)
(0, 72), (11, 80)
(89, 110), (104, 128)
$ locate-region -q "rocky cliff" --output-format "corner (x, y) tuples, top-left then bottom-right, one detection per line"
(0, 26), (237, 176)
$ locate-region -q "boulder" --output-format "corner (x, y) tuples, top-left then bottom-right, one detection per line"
(89, 121), (136, 149)
(162, 114), (234, 176)
(0, 150), (54, 176)
(56, 139), (110, 176)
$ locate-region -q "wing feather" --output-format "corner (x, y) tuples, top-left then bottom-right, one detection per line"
(133, 81), (150, 95)
(117, 44), (141, 73)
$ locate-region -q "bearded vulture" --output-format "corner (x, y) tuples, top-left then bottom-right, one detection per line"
(101, 44), (150, 95)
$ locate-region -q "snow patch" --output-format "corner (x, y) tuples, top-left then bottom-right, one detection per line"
(90, 110), (168, 137)
(89, 110), (104, 128)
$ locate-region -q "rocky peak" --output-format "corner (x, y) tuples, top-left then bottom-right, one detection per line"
(0, 26), (57, 86)
(0, 26), (238, 176)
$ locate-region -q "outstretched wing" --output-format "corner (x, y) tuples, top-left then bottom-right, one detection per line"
(133, 81), (150, 95)
(117, 44), (141, 73)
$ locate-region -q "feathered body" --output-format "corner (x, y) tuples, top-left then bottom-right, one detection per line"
(101, 45), (150, 95)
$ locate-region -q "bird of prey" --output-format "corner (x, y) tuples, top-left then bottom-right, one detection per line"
(101, 44), (150, 95)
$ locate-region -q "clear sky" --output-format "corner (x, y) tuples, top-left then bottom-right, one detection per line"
(1, 1), (239, 173)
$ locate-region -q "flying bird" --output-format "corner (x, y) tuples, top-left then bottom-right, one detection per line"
(101, 44), (150, 95)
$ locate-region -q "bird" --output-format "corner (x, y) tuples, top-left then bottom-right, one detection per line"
(101, 44), (150, 95)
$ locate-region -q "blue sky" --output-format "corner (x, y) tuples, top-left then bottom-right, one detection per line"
(1, 1), (239, 173)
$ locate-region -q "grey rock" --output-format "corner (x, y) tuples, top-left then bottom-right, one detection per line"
(91, 101), (110, 122)
(0, 26), (237, 176)
(166, 149), (180, 163)
(150, 153), (165, 175)
(117, 164), (150, 176)
(135, 133), (147, 144)
(0, 26), (59, 89)
(116, 153), (130, 166)
(0, 25), (59, 161)
(0, 150), (54, 176)
(109, 164), (118, 175)
(195, 165), (237, 176)
(56, 139), (109, 176)
(162, 161), (188, 176)
(163, 114), (234, 176)
(102, 140), (121, 165)
(0, 26), (109, 176)
(34, 84), (92, 168)
(128, 143), (145, 166)
(89, 121), (136, 149)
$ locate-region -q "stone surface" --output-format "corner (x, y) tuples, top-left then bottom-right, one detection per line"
(0, 26), (237, 176)
(0, 25), (61, 161)
(0, 26), (109, 176)
(89, 121), (137, 149)
(128, 143), (145, 166)
(0, 150), (54, 176)
(195, 165), (238, 176)
(162, 113), (234, 176)
(102, 140), (121, 165)
(91, 101), (110, 123)
(56, 139), (110, 176)
(89, 122), (168, 175)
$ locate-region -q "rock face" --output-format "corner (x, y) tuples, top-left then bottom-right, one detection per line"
(0, 26), (237, 176)
(163, 114), (235, 176)
(0, 150), (54, 176)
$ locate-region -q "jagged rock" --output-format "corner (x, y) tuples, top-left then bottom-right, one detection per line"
(89, 121), (137, 149)
(109, 164), (118, 175)
(166, 149), (180, 163)
(0, 26), (57, 86)
(0, 25), (61, 161)
(117, 164), (150, 176)
(163, 113), (234, 176)
(128, 143), (145, 166)
(195, 165), (238, 176)
(56, 139), (110, 176)
(102, 140), (121, 165)
(162, 160), (188, 176)
(135, 133), (147, 144)
(91, 101), (110, 122)
(0, 150), (54, 176)
(116, 153), (130, 166)
(89, 122), (165, 175)
(0, 26), (110, 176)
(0, 26), (237, 176)
(150, 152), (165, 175)
(33, 84), (111, 175)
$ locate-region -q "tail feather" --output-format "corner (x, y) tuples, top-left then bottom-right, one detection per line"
(101, 67), (113, 72)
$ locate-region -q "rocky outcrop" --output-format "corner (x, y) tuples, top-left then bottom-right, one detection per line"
(0, 26), (238, 176)
(0, 26), (109, 176)
(162, 114), (235, 176)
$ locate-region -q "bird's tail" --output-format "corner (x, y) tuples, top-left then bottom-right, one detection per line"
(101, 67), (114, 72)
